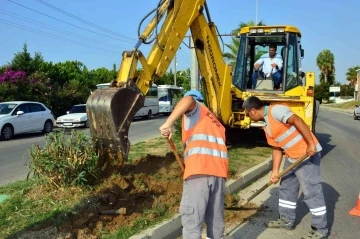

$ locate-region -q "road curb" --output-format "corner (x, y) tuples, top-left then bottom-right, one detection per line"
(129, 156), (273, 239)
(225, 157), (272, 195)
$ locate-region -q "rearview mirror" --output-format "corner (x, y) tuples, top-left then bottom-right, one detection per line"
(16, 111), (24, 116)
(300, 49), (304, 58)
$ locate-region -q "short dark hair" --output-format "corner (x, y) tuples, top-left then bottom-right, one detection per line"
(269, 44), (277, 50)
(242, 96), (263, 111)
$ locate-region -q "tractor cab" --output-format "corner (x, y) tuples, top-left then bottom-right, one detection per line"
(233, 26), (305, 93)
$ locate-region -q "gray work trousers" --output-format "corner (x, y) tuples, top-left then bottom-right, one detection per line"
(179, 175), (225, 239)
(279, 152), (328, 235)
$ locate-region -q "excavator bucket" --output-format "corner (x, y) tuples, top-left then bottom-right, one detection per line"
(86, 87), (145, 173)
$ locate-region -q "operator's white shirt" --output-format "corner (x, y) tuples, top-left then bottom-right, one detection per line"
(255, 53), (283, 76)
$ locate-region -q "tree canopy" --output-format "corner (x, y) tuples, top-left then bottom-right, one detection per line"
(0, 43), (190, 117)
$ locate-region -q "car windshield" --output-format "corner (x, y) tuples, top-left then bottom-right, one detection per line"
(0, 103), (18, 115)
(69, 105), (86, 114)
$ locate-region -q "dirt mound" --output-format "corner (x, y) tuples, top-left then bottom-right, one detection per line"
(15, 153), (259, 239)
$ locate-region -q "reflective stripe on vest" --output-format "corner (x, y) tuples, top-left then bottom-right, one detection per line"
(276, 126), (297, 143)
(184, 147), (228, 160)
(185, 133), (226, 148)
(265, 105), (321, 158)
(281, 134), (303, 150)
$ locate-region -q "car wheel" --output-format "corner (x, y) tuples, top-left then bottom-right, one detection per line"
(1, 124), (13, 140)
(147, 110), (152, 119)
(43, 120), (53, 133)
(85, 120), (89, 128)
(354, 114), (358, 120)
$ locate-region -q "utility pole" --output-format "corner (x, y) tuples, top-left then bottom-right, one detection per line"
(174, 53), (177, 86)
(184, 34), (235, 90)
(190, 38), (199, 90)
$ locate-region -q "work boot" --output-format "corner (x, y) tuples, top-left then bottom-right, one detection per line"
(301, 230), (328, 239)
(266, 216), (294, 230)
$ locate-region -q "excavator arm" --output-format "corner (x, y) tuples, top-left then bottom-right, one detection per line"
(86, 0), (232, 172)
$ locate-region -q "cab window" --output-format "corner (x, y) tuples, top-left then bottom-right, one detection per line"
(285, 33), (300, 90)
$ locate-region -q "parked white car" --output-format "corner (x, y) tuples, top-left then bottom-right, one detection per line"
(354, 104), (360, 120)
(56, 104), (88, 128)
(0, 101), (55, 140)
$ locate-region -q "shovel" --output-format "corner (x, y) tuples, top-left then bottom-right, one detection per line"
(168, 138), (185, 172)
(225, 153), (309, 210)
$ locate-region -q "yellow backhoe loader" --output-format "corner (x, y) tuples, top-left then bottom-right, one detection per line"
(86, 0), (318, 172)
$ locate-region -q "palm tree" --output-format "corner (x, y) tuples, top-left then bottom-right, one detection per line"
(223, 20), (266, 67)
(346, 66), (360, 86)
(223, 38), (240, 68)
(316, 49), (335, 84)
(232, 20), (266, 35)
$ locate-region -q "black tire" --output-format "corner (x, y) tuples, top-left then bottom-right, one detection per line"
(354, 114), (358, 120)
(147, 110), (152, 119)
(85, 120), (89, 128)
(1, 124), (14, 140)
(43, 120), (53, 134)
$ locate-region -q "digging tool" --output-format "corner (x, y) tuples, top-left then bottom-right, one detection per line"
(225, 153), (309, 210)
(167, 138), (185, 172)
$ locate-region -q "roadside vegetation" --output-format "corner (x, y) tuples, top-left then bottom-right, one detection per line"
(0, 44), (191, 118)
(0, 129), (270, 239)
(322, 100), (360, 110)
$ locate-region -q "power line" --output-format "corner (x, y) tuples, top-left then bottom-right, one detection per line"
(35, 0), (137, 41)
(8, 0), (136, 44)
(179, 47), (190, 59)
(0, 9), (129, 50)
(0, 18), (122, 55)
(177, 51), (190, 67)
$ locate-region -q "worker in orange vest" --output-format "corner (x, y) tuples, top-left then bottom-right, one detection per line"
(159, 90), (228, 239)
(243, 96), (328, 239)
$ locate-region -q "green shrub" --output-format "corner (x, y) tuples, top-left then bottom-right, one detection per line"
(27, 130), (100, 188)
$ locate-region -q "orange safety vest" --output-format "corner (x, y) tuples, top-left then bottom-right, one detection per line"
(182, 104), (228, 180)
(264, 105), (321, 159)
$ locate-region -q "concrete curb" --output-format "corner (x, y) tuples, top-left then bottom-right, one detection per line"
(225, 157), (272, 195)
(129, 157), (273, 239)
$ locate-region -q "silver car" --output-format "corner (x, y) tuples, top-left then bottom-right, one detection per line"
(0, 101), (55, 140)
(354, 104), (360, 120)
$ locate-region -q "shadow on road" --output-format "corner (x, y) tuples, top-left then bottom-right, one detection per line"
(295, 183), (340, 235)
(315, 132), (335, 159)
(133, 114), (167, 122)
(230, 182), (339, 238)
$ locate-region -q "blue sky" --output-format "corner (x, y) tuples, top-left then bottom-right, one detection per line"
(0, 0), (359, 84)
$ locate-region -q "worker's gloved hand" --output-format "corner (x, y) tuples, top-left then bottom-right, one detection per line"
(159, 123), (173, 139)
(270, 171), (280, 184)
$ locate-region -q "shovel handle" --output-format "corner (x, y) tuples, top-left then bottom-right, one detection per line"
(168, 138), (185, 172)
(238, 153), (309, 208)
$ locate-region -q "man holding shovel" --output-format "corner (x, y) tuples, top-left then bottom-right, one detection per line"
(243, 96), (328, 239)
(159, 90), (228, 239)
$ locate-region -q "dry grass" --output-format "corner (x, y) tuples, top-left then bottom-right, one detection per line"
(323, 100), (360, 109)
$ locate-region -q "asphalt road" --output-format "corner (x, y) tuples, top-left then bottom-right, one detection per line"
(229, 107), (360, 239)
(0, 115), (167, 187)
